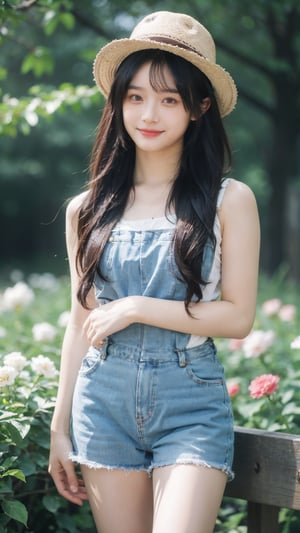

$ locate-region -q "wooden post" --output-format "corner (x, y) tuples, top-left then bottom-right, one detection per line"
(247, 502), (279, 533)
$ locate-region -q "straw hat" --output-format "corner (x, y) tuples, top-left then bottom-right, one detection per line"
(93, 11), (237, 117)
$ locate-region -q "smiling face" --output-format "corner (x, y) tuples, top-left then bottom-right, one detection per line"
(122, 61), (192, 158)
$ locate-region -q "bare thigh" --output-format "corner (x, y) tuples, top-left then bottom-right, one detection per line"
(152, 464), (227, 533)
(81, 466), (153, 533)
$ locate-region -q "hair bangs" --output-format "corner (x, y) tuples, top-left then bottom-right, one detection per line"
(148, 59), (177, 94)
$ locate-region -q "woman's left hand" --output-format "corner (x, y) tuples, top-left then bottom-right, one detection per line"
(83, 297), (138, 347)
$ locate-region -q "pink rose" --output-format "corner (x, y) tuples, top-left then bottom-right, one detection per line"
(227, 382), (240, 397)
(249, 374), (280, 399)
(261, 298), (282, 317)
(278, 304), (296, 322)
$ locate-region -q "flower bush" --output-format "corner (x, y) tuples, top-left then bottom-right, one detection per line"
(219, 293), (300, 436)
(0, 274), (95, 532)
(0, 271), (300, 532)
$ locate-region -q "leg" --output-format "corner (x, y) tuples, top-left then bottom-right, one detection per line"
(81, 466), (153, 533)
(152, 464), (227, 533)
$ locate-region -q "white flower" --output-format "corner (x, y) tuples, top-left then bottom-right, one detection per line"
(291, 336), (300, 350)
(0, 365), (17, 387)
(243, 330), (276, 358)
(4, 352), (27, 372)
(32, 322), (57, 342)
(0, 326), (7, 338)
(28, 273), (59, 292)
(57, 310), (70, 328)
(31, 355), (56, 378)
(2, 281), (34, 311)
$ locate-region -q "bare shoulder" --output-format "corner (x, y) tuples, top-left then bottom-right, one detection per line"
(66, 191), (89, 230)
(219, 178), (259, 229)
(64, 191), (89, 253)
(66, 191), (88, 219)
(223, 178), (257, 209)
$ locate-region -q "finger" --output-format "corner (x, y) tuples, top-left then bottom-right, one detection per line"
(82, 317), (90, 335)
(85, 323), (96, 343)
(91, 334), (104, 348)
(54, 465), (88, 506)
(64, 459), (80, 494)
(51, 461), (78, 495)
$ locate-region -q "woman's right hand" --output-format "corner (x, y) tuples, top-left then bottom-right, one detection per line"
(48, 431), (88, 506)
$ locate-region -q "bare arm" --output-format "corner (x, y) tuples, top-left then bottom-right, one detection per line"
(49, 192), (96, 505)
(84, 180), (260, 344)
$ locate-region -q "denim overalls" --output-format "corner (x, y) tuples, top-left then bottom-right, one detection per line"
(70, 184), (234, 480)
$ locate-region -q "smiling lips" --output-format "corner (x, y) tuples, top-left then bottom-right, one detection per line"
(137, 128), (164, 137)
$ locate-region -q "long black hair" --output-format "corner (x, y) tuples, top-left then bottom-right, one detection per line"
(76, 49), (232, 311)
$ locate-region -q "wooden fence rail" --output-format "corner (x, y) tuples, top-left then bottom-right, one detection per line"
(224, 427), (300, 532)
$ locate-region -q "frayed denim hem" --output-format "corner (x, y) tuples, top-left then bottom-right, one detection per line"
(148, 458), (234, 482)
(69, 453), (151, 475)
(69, 453), (234, 482)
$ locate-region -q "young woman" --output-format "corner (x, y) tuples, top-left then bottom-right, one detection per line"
(49, 11), (260, 533)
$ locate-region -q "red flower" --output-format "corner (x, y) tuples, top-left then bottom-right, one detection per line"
(249, 374), (280, 399)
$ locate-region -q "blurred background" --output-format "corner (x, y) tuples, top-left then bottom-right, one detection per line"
(1, 0), (299, 281)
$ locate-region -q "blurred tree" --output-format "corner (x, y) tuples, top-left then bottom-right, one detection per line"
(0, 0), (299, 276)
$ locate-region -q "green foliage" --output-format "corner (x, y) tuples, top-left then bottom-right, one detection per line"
(21, 46), (55, 77)
(0, 273), (95, 532)
(0, 83), (100, 136)
(217, 276), (300, 433)
(43, 10), (76, 36)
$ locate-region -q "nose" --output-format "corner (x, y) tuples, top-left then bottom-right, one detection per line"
(141, 99), (159, 123)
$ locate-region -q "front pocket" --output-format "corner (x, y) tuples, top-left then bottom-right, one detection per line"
(185, 347), (224, 386)
(79, 347), (101, 376)
(185, 365), (224, 385)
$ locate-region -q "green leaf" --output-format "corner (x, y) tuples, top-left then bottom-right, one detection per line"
(43, 10), (58, 35)
(10, 420), (31, 440)
(2, 500), (28, 527)
(21, 47), (54, 77)
(0, 67), (7, 81)
(1, 422), (23, 447)
(18, 457), (36, 477)
(0, 476), (12, 494)
(0, 412), (19, 422)
(59, 12), (75, 30)
(0, 456), (17, 472)
(1, 469), (26, 482)
(42, 493), (62, 513)
(21, 54), (36, 75)
(281, 389), (294, 404)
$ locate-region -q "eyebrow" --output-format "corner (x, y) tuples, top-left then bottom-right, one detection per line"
(128, 84), (179, 93)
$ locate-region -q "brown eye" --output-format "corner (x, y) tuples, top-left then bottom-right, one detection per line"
(128, 93), (142, 102)
(163, 97), (177, 104)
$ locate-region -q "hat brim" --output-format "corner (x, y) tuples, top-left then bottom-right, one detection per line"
(93, 38), (237, 117)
